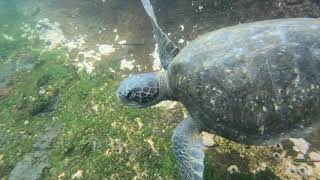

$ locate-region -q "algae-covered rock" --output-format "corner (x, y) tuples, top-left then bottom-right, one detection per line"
(8, 151), (50, 180)
(9, 123), (62, 180)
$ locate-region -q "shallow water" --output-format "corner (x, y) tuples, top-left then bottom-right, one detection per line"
(0, 0), (320, 179)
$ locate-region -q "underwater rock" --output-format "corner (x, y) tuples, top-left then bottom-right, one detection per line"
(71, 169), (84, 179)
(30, 89), (59, 116)
(8, 151), (50, 180)
(9, 123), (62, 180)
(227, 165), (240, 174)
(201, 132), (215, 147)
(289, 138), (310, 155)
(33, 123), (62, 151)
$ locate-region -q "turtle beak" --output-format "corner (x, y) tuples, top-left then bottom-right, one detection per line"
(116, 89), (126, 104)
(116, 89), (133, 106)
(116, 90), (143, 108)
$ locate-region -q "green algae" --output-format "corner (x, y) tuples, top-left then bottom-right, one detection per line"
(47, 57), (181, 179)
(0, 19), (181, 179)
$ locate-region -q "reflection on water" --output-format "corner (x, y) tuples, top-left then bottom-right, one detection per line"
(0, 0), (319, 179)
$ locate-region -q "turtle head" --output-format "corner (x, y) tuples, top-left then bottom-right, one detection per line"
(117, 72), (167, 108)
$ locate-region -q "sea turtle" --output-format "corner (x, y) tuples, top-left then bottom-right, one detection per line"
(117, 0), (320, 179)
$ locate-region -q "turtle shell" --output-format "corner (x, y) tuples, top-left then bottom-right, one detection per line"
(168, 18), (320, 145)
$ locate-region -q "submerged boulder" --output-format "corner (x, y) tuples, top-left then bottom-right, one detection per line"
(9, 123), (62, 180)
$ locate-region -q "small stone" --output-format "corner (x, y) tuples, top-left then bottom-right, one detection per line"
(72, 170), (84, 179)
(296, 165), (313, 177)
(289, 138), (310, 155)
(24, 120), (29, 126)
(120, 59), (135, 70)
(146, 138), (157, 153)
(273, 152), (282, 161)
(118, 40), (127, 45)
(178, 39), (185, 44)
(109, 68), (116, 73)
(309, 151), (320, 161)
(273, 143), (283, 150)
(179, 25), (184, 31)
(97, 44), (115, 55)
(286, 165), (296, 174)
(227, 165), (240, 174)
(58, 172), (65, 180)
(92, 104), (99, 113)
(201, 132), (215, 147)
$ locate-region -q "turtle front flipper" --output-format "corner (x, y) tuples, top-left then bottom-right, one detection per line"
(141, 0), (180, 69)
(172, 115), (205, 180)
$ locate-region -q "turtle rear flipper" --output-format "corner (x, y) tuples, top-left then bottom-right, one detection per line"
(141, 0), (180, 69)
(172, 116), (205, 180)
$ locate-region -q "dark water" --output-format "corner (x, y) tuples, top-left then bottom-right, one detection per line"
(0, 0), (320, 179)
